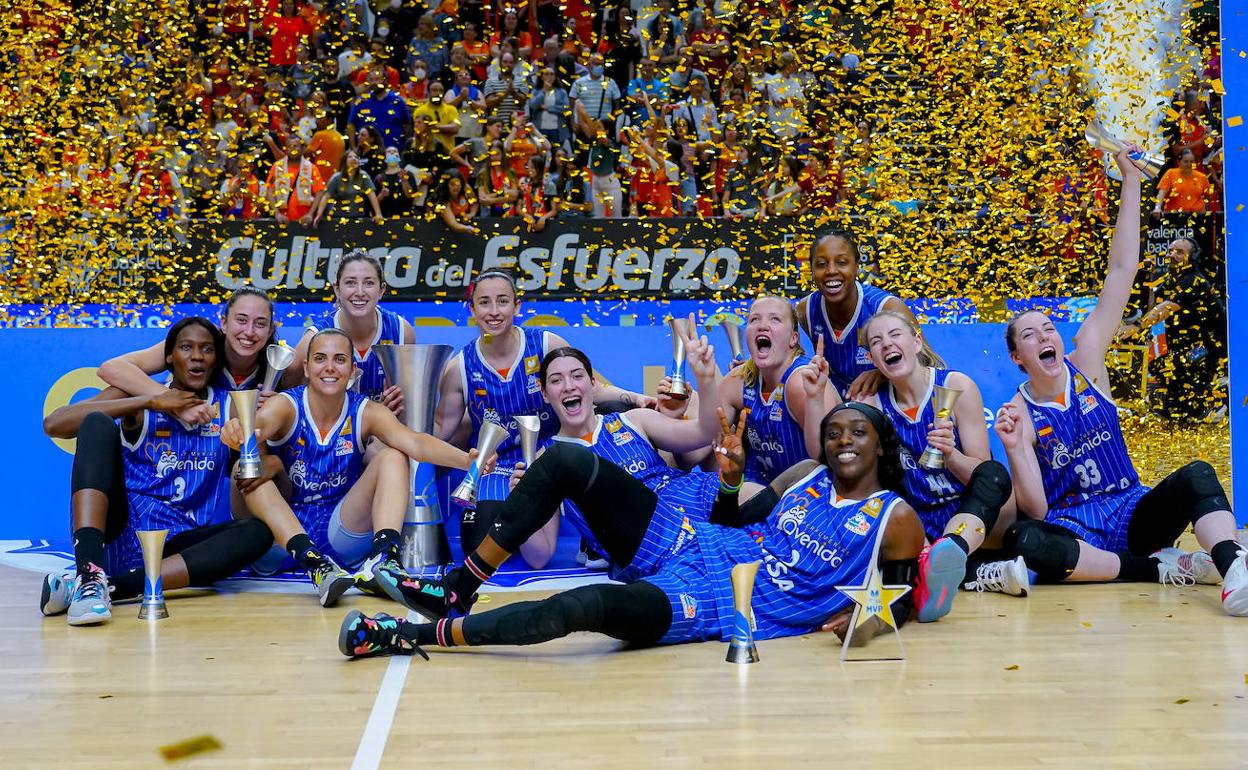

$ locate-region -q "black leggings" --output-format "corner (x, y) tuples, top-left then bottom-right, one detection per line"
(452, 581), (673, 648)
(70, 412), (130, 542)
(489, 443), (657, 566)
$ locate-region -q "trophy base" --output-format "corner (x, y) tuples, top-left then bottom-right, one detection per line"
(235, 460), (263, 480)
(668, 377), (689, 401)
(917, 450), (945, 470)
(139, 600), (169, 620)
(449, 485), (476, 510)
(726, 641), (760, 664)
(400, 519), (452, 571)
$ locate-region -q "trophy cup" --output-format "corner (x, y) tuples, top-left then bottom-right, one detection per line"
(138, 529), (169, 620)
(705, 313), (746, 365)
(918, 385), (962, 470)
(451, 421), (510, 509)
(261, 342), (296, 393)
(232, 389), (262, 479)
(1085, 122), (1165, 180)
(375, 343), (454, 569)
(515, 414), (541, 466)
(347, 367), (364, 393)
(667, 316), (689, 401)
(725, 560), (762, 664)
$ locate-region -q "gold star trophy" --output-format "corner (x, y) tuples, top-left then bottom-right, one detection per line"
(835, 559), (910, 661)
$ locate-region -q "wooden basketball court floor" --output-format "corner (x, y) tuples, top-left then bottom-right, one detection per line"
(2, 551), (1247, 770)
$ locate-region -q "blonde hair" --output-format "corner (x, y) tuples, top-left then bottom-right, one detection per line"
(860, 309), (947, 370)
(740, 296), (805, 387)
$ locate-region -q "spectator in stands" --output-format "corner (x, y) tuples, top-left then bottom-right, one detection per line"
(505, 111), (549, 179)
(399, 56), (432, 103)
(544, 147), (591, 217)
(375, 145), (426, 217)
(627, 57), (670, 113)
(625, 125), (678, 218)
(451, 115), (505, 179)
(287, 44), (318, 100)
(220, 155), (263, 219)
(599, 5), (641, 94)
(407, 13), (448, 77)
(461, 21), (492, 81)
(515, 155), (559, 231)
(686, 11), (730, 83)
(722, 144), (763, 219)
(490, 9), (533, 60)
(127, 146), (188, 222)
(447, 67), (486, 142)
(434, 172), (480, 234)
(1154, 149), (1212, 214)
(797, 149), (841, 213)
(413, 80), (461, 152)
(484, 51), (530, 123)
(720, 61), (753, 107)
(766, 51), (807, 140)
(477, 142), (520, 216)
(669, 77), (719, 143)
(571, 53), (621, 146)
(402, 113), (453, 179)
(264, 0), (314, 69)
(761, 155), (803, 217)
(314, 149), (384, 224)
(266, 135), (324, 225)
(586, 123), (624, 217)
(1174, 88), (1219, 166)
(528, 66), (570, 150)
(348, 68), (411, 154)
(368, 37), (402, 87)
(183, 132), (227, 216)
(354, 125), (386, 174)
(307, 99), (346, 181)
(313, 56), (356, 131)
(641, 11), (684, 76)
(337, 35), (372, 81)
(375, 0), (421, 66)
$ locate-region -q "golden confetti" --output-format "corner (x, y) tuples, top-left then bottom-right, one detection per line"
(159, 735), (222, 762)
(1229, 116), (1244, 128)
(1005, 664), (1020, 670)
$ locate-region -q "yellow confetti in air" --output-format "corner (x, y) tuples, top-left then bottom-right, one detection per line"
(1229, 116), (1244, 128)
(1211, 79), (1225, 95)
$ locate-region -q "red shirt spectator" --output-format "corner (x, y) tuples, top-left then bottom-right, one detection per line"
(264, 1), (313, 67)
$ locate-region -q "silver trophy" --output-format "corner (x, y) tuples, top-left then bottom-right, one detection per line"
(138, 529), (169, 620)
(706, 313), (746, 364)
(515, 414), (541, 466)
(261, 343), (295, 393)
(375, 343), (454, 569)
(726, 561), (761, 664)
(451, 421), (510, 509)
(232, 389), (262, 479)
(666, 316), (689, 400)
(1085, 122), (1165, 180)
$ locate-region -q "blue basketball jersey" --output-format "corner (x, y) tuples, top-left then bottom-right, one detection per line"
(307, 307), (405, 402)
(268, 386), (370, 510)
(877, 367), (965, 540)
(457, 327), (557, 473)
(742, 355), (812, 485)
(119, 386), (232, 530)
(803, 282), (894, 394)
(553, 412), (718, 582)
(670, 467), (901, 641)
(213, 364), (262, 393)
(1021, 359), (1141, 512)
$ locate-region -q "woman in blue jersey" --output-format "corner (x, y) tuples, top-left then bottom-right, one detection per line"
(99, 286), (283, 422)
(222, 328), (484, 608)
(994, 147), (1247, 616)
(857, 310), (1021, 622)
(337, 402), (928, 658)
(433, 269), (654, 568)
(720, 295), (841, 486)
(40, 318), (275, 626)
(795, 229), (916, 399)
(289, 249), (415, 415)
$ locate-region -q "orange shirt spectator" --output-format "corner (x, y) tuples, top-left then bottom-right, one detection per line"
(264, 1), (313, 67)
(308, 120), (346, 182)
(1156, 165), (1211, 213)
(266, 141), (325, 222)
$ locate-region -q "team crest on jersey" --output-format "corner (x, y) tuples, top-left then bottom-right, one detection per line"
(855, 347), (872, 365)
(524, 355), (540, 375)
(679, 593), (698, 619)
(612, 430), (633, 446)
(1074, 373), (1090, 394)
(334, 437), (355, 456)
(1079, 393), (1098, 415)
(526, 375), (540, 394)
(769, 404), (784, 421)
(844, 512), (871, 536)
(863, 497), (883, 518)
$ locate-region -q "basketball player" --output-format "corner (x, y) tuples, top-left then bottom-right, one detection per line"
(40, 318), (275, 625)
(795, 229), (916, 399)
(719, 296), (841, 485)
(432, 270), (653, 568)
(220, 329), (485, 607)
(338, 402), (926, 658)
(994, 147), (1248, 615)
(857, 310), (1021, 621)
(288, 249), (415, 413)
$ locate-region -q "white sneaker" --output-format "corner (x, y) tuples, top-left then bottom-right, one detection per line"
(67, 566), (112, 626)
(963, 556), (1030, 597)
(1153, 547), (1220, 585)
(1221, 550), (1248, 617)
(40, 572), (77, 616)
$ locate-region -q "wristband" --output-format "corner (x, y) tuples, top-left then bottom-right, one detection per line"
(719, 475), (743, 494)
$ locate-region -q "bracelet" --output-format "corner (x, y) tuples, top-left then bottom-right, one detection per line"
(719, 475), (743, 494)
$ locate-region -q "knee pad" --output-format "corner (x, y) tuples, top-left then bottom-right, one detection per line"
(533, 442), (600, 492)
(957, 460), (1012, 533)
(1175, 461), (1231, 520)
(1005, 520), (1079, 582)
(70, 412), (122, 494)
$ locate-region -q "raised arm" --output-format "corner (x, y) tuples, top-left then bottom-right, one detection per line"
(97, 340), (170, 398)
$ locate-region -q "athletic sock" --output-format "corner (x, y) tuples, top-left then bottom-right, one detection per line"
(407, 618), (458, 648)
(1211, 540), (1243, 578)
(369, 529), (401, 561)
(285, 533), (328, 571)
(109, 569), (144, 601)
(72, 527), (106, 577)
(1116, 553), (1160, 582)
(450, 535), (510, 600)
(941, 533), (970, 555)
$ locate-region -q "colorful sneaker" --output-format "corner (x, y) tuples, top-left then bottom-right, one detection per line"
(67, 566), (112, 626)
(1221, 550), (1248, 617)
(1153, 547), (1220, 586)
(915, 538), (967, 623)
(354, 553), (401, 598)
(338, 610), (429, 660)
(310, 559), (354, 608)
(385, 567), (477, 621)
(964, 556), (1030, 597)
(40, 572), (77, 616)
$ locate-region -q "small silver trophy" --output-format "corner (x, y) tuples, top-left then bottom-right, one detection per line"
(666, 316), (689, 400)
(138, 529), (169, 620)
(261, 343), (295, 393)
(918, 385), (962, 470)
(451, 421), (510, 509)
(725, 561), (761, 664)
(232, 389), (262, 479)
(706, 313), (746, 364)
(515, 414), (541, 466)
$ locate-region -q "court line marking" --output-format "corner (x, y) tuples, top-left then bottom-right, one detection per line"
(351, 611), (416, 770)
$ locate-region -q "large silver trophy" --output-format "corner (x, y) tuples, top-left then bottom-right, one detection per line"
(515, 414), (541, 466)
(375, 343), (454, 569)
(705, 313), (746, 365)
(1085, 122), (1165, 180)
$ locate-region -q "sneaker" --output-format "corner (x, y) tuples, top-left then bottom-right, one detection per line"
(67, 566), (112, 626)
(384, 567), (477, 621)
(40, 572), (76, 616)
(1221, 551), (1248, 617)
(964, 556), (1030, 597)
(310, 559), (354, 608)
(338, 610), (429, 660)
(1153, 547), (1220, 586)
(354, 553), (401, 599)
(577, 540), (610, 571)
(915, 538), (967, 623)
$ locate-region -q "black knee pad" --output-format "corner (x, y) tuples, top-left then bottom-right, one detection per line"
(530, 441), (600, 492)
(957, 460), (1011, 534)
(1005, 520), (1080, 582)
(70, 412), (121, 494)
(1174, 461), (1231, 520)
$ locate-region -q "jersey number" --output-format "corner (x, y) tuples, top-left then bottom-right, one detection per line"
(169, 476), (186, 503)
(924, 473), (957, 497)
(1073, 460), (1102, 489)
(765, 549), (800, 592)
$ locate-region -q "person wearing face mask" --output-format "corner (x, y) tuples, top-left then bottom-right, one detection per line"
(399, 56), (432, 103)
(375, 0), (420, 69)
(412, 80), (461, 152)
(374, 145), (426, 217)
(570, 53), (620, 145)
(348, 67), (411, 154)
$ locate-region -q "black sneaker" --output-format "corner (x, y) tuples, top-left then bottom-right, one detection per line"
(338, 610), (429, 660)
(385, 567), (477, 621)
(354, 553), (400, 598)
